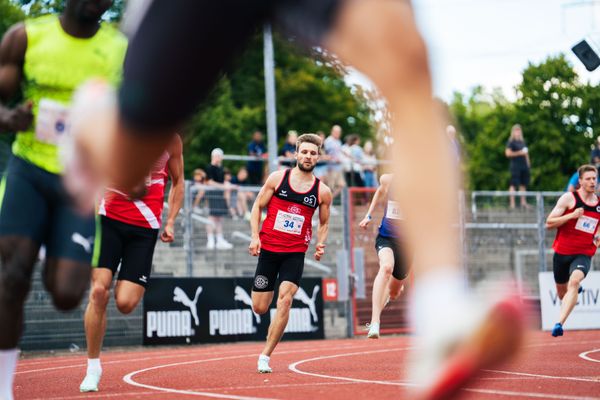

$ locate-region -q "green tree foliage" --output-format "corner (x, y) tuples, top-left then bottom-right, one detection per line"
(13, 0), (124, 21)
(0, 0), (24, 150)
(183, 33), (375, 176)
(0, 0), (24, 38)
(452, 54), (599, 191)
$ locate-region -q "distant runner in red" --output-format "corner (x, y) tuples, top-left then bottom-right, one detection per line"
(546, 164), (600, 338)
(79, 134), (184, 392)
(248, 133), (332, 373)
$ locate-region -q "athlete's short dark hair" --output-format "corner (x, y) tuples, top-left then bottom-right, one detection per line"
(296, 133), (322, 151)
(578, 164), (598, 178)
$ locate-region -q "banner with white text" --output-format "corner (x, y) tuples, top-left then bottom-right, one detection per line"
(539, 271), (600, 330)
(143, 277), (324, 345)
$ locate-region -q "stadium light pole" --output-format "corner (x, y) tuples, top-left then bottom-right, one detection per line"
(263, 24), (279, 173)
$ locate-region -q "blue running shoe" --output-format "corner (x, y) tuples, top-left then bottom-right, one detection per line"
(551, 322), (563, 337)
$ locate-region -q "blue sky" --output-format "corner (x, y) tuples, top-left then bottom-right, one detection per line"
(410, 0), (600, 101)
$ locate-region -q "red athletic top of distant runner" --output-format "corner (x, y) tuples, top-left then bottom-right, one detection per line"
(553, 191), (600, 257)
(99, 151), (170, 229)
(260, 169), (321, 253)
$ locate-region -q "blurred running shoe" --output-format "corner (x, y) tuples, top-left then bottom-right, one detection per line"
(551, 322), (563, 337)
(79, 371), (101, 392)
(366, 322), (380, 339)
(409, 280), (525, 400)
(257, 355), (272, 373)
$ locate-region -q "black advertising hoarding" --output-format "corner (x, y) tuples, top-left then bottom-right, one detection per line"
(143, 277), (324, 345)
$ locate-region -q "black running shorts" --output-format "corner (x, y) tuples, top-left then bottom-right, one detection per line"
(120, 0), (340, 133)
(0, 155), (95, 263)
(553, 252), (591, 284)
(375, 234), (410, 280)
(252, 248), (305, 292)
(93, 215), (159, 287)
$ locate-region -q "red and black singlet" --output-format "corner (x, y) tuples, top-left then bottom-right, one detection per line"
(260, 169), (321, 253)
(553, 191), (600, 256)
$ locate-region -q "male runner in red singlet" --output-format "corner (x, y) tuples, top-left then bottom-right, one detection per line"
(248, 133), (332, 373)
(546, 164), (600, 338)
(79, 134), (184, 392)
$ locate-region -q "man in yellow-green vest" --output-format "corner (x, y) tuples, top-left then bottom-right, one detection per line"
(0, 1), (126, 398)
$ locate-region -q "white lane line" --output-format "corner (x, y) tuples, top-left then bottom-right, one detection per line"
(289, 346), (600, 399)
(122, 343), (388, 399)
(288, 347), (417, 387)
(579, 349), (600, 363)
(17, 341), (363, 374)
(123, 353), (277, 400)
(482, 369), (600, 383)
(34, 382), (368, 400)
(463, 388), (600, 400)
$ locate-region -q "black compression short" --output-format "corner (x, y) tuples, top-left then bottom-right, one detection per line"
(119, 0), (340, 133)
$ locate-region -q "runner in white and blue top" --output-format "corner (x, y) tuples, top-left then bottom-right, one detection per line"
(359, 173), (411, 339)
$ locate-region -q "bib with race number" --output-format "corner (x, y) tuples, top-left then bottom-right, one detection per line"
(385, 200), (403, 220)
(35, 99), (70, 144)
(273, 210), (304, 235)
(575, 215), (599, 234)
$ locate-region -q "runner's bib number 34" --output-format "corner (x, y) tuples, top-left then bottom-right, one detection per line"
(35, 99), (70, 144)
(273, 210), (304, 235)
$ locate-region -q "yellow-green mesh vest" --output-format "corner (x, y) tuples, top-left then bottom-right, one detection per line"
(13, 15), (127, 174)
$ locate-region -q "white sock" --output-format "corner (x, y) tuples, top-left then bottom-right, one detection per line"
(216, 234), (224, 241)
(0, 348), (18, 400)
(207, 234), (215, 243)
(410, 269), (467, 337)
(258, 354), (270, 363)
(86, 358), (102, 375)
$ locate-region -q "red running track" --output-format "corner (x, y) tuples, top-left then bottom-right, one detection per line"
(14, 330), (600, 399)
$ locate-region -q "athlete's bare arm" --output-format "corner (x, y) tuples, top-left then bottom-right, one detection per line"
(359, 173), (391, 229)
(546, 193), (579, 229)
(248, 170), (284, 256)
(0, 23), (32, 132)
(314, 183), (332, 261)
(161, 134), (184, 243)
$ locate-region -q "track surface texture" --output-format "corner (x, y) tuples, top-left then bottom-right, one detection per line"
(14, 330), (600, 399)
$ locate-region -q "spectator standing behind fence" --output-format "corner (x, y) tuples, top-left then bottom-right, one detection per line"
(223, 168), (237, 218)
(206, 148), (234, 250)
(505, 124), (531, 209)
(324, 125), (347, 200)
(314, 131), (328, 179)
(363, 140), (378, 188)
(591, 136), (600, 167)
(247, 130), (267, 185)
(279, 130), (297, 168)
(566, 171), (579, 192)
(192, 168), (207, 212)
(345, 134), (364, 187)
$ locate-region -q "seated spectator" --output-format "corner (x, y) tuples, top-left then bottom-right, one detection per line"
(191, 168), (207, 212)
